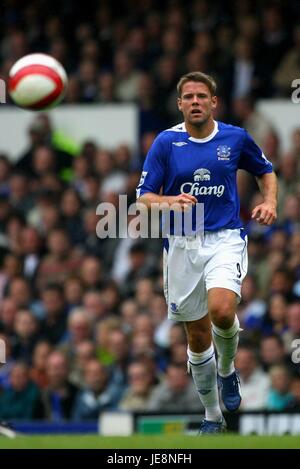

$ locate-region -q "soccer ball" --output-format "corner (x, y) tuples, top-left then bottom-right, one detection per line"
(8, 53), (68, 110)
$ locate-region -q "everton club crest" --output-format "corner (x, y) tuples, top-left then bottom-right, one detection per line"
(217, 145), (231, 160)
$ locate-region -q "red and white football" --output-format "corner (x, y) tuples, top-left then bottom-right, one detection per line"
(8, 53), (68, 110)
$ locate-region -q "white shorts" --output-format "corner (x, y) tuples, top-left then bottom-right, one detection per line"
(163, 229), (248, 322)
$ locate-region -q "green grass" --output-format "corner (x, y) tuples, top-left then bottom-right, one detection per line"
(0, 434), (299, 449)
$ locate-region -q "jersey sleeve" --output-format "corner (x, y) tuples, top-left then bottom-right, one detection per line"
(238, 130), (273, 176)
(136, 134), (167, 198)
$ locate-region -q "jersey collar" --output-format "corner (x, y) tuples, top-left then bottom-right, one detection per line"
(183, 120), (219, 143)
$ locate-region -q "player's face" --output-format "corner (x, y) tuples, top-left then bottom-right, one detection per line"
(177, 81), (217, 126)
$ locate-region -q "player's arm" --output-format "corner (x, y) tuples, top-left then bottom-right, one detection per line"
(136, 133), (197, 211)
(137, 192), (197, 212)
(252, 172), (278, 225)
(239, 130), (278, 226)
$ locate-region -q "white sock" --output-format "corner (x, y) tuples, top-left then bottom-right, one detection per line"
(212, 315), (240, 378)
(187, 344), (223, 422)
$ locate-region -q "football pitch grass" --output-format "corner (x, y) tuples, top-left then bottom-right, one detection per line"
(0, 434), (299, 449)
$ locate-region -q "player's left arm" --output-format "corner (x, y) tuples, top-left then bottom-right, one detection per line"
(252, 172), (278, 225)
(239, 130), (278, 226)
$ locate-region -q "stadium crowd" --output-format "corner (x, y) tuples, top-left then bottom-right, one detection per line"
(2, 0), (300, 134)
(0, 0), (300, 421)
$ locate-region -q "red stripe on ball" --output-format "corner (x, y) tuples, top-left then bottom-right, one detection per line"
(9, 64), (64, 108)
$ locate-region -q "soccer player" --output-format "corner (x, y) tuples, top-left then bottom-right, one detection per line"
(136, 72), (277, 433)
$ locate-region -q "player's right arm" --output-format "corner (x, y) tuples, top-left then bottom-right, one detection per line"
(137, 192), (197, 211)
(136, 133), (197, 211)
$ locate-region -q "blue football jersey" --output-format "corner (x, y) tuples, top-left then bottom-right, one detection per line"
(136, 121), (273, 233)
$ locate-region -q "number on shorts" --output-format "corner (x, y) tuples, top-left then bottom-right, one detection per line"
(236, 263), (242, 278)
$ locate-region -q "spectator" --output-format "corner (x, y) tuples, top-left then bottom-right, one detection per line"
(235, 346), (270, 410)
(0, 297), (18, 337)
(95, 317), (121, 366)
(290, 376), (300, 410)
(72, 359), (119, 420)
(7, 276), (33, 310)
(230, 96), (273, 147)
(168, 323), (187, 349)
(119, 359), (157, 411)
(71, 155), (91, 195)
(8, 173), (34, 217)
(274, 25), (300, 96)
(81, 208), (104, 259)
(43, 351), (79, 421)
(169, 342), (188, 366)
(11, 309), (40, 364)
(61, 189), (85, 245)
(101, 281), (120, 316)
(0, 155), (11, 196)
(238, 275), (267, 331)
(147, 362), (202, 412)
(64, 276), (84, 311)
(20, 226), (43, 281)
(79, 256), (104, 290)
(0, 362), (44, 420)
(69, 340), (96, 387)
(120, 299), (139, 334)
(97, 72), (117, 103)
(258, 4), (290, 97)
(82, 290), (106, 323)
(15, 114), (76, 177)
(227, 37), (257, 102)
(287, 232), (300, 280)
(262, 294), (288, 336)
(282, 302), (300, 354)
(31, 146), (57, 180)
(28, 194), (61, 236)
(277, 157), (299, 219)
(106, 328), (130, 398)
(266, 365), (294, 410)
(0, 333), (15, 390)
(262, 129), (281, 170)
(135, 278), (155, 311)
(114, 50), (142, 102)
(62, 308), (92, 359)
(30, 340), (52, 389)
(122, 243), (157, 297)
(37, 228), (82, 291)
(40, 284), (67, 345)
(260, 335), (291, 372)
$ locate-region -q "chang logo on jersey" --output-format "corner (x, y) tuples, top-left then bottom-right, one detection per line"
(180, 168), (225, 197)
(193, 168), (211, 181)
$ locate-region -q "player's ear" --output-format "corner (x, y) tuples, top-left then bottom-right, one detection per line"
(211, 95), (217, 110)
(177, 97), (182, 111)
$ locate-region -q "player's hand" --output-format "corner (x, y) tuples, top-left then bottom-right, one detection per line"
(167, 193), (198, 212)
(251, 201), (277, 225)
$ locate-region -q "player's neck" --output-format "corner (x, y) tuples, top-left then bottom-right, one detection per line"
(185, 118), (215, 139)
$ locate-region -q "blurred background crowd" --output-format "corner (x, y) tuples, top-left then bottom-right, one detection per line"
(0, 0), (300, 422)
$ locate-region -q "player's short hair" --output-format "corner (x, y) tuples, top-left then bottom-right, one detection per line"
(177, 72), (217, 97)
